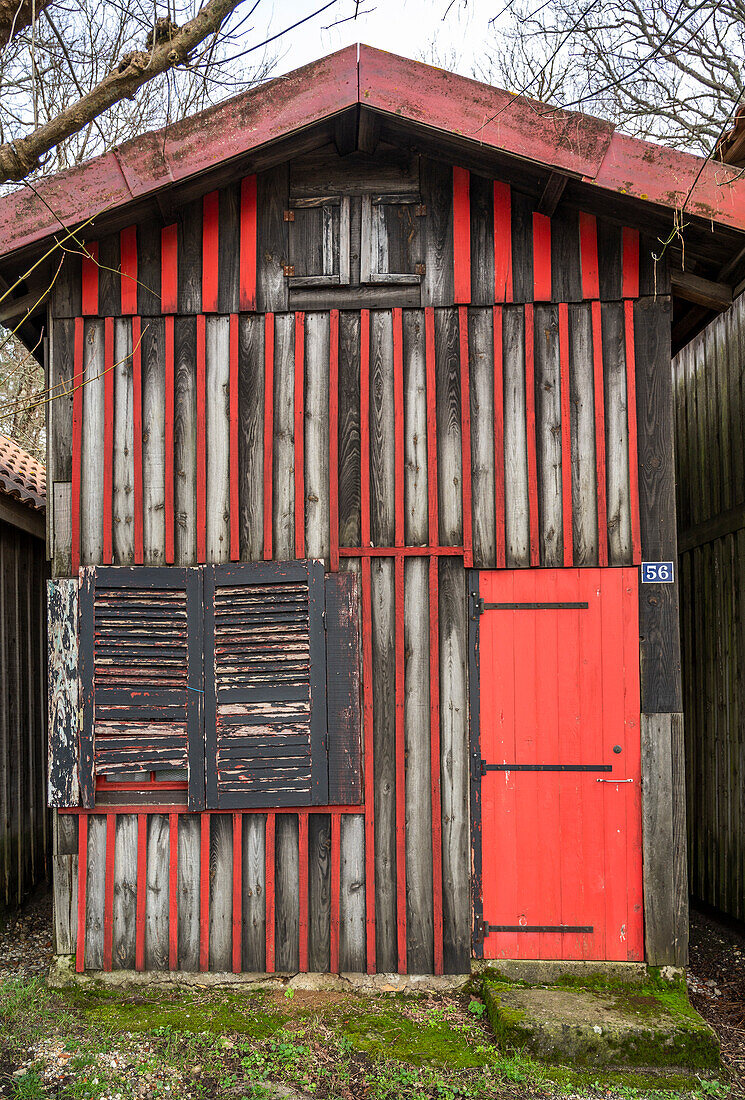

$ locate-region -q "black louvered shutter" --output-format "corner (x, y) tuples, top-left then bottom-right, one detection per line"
(78, 566), (205, 809)
(203, 560), (328, 808)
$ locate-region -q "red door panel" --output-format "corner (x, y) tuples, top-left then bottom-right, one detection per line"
(475, 568), (643, 962)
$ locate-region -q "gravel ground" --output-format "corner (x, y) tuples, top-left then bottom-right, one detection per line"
(688, 906), (745, 1095)
(0, 884), (53, 980)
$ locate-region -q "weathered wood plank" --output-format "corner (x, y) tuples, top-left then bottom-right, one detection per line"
(601, 302), (632, 565)
(338, 311), (361, 547)
(205, 316), (231, 563)
(403, 309), (428, 546)
(174, 318), (197, 565)
(112, 814), (137, 969)
(339, 813), (366, 972)
(308, 814), (331, 972)
(503, 306), (529, 566)
(113, 319), (135, 564)
(177, 814), (201, 971)
(257, 164), (289, 313)
(434, 308), (463, 545)
(468, 308), (496, 568)
(80, 321), (104, 565)
(470, 173), (494, 307)
(238, 315), (265, 562)
(534, 304), (562, 566)
(84, 814), (106, 970)
(177, 201), (202, 314)
(569, 304), (599, 565)
(145, 814), (169, 971)
(141, 318), (166, 566)
(370, 311), (395, 547)
(208, 812), (232, 971)
(421, 158), (454, 307)
(242, 813), (265, 971)
(274, 813), (299, 972)
(371, 557), (396, 971)
(273, 314), (295, 560)
(47, 579), (78, 808)
(304, 312), (330, 563)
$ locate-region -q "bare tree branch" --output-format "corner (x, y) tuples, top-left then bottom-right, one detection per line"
(0, 0), (53, 48)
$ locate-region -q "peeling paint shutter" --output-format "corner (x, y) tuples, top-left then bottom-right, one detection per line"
(78, 566), (205, 810)
(203, 560), (328, 808)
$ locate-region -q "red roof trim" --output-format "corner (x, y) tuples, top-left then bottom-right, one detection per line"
(0, 43), (744, 258)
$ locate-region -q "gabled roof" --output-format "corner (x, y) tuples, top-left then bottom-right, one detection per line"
(0, 44), (744, 261)
(0, 434), (45, 511)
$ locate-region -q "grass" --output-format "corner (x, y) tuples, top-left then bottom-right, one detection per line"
(0, 975), (734, 1100)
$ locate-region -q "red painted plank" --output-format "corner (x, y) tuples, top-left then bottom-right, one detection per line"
(229, 314), (240, 562)
(135, 812), (147, 972)
(579, 212), (600, 300)
(425, 307), (439, 546)
(71, 318), (84, 575)
(120, 226), (138, 315)
(591, 301), (608, 566)
(360, 310), (371, 549)
(429, 555), (444, 974)
(76, 813), (88, 973)
(330, 812), (341, 974)
(459, 305), (473, 567)
(493, 306), (506, 568)
(169, 812), (178, 971)
(394, 307), (404, 547)
(132, 316), (144, 565)
(81, 242), (99, 316)
(164, 315), (175, 565)
(395, 553), (407, 974)
(532, 212), (552, 302)
(294, 312), (305, 560)
(239, 175), (258, 311)
(600, 571), (628, 960)
(202, 191), (219, 313)
(624, 301), (642, 564)
(524, 305), (540, 567)
(622, 227), (640, 299)
(102, 317), (114, 564)
(232, 812), (243, 973)
(513, 571), (540, 959)
(329, 309), (340, 572)
(299, 812), (309, 972)
(263, 313), (274, 561)
(340, 545), (463, 558)
(453, 166), (471, 304)
(160, 224), (178, 314)
(103, 812), (116, 971)
(361, 555), (376, 974)
(196, 314), (207, 563)
(199, 813), (210, 971)
(493, 182), (513, 303)
(265, 812), (276, 973)
(558, 304), (573, 567)
(622, 568), (644, 960)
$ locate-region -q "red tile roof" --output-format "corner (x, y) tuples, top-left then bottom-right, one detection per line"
(0, 434), (45, 510)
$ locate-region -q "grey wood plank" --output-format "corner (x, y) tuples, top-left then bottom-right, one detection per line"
(112, 814), (137, 970)
(503, 306), (529, 566)
(434, 308), (463, 545)
(113, 319), (135, 564)
(371, 557), (396, 972)
(370, 310), (395, 547)
(257, 164), (290, 313)
(53, 853), (78, 955)
(218, 182), (240, 314)
(534, 304), (562, 567)
(144, 814), (169, 971)
(242, 813), (266, 971)
(52, 483), (72, 580)
(403, 309), (428, 546)
(338, 311), (361, 548)
(141, 318), (166, 565)
(50, 319), (74, 485)
(568, 304), (598, 565)
(238, 315), (265, 562)
(84, 814), (106, 970)
(602, 302), (632, 566)
(80, 320), (104, 566)
(550, 206), (581, 303)
(174, 317), (197, 566)
(308, 814), (331, 973)
(470, 173), (494, 307)
(273, 313), (295, 560)
(274, 813), (299, 972)
(421, 158), (454, 307)
(136, 218), (162, 316)
(177, 200), (202, 314)
(339, 813), (366, 973)
(304, 312), (330, 563)
(469, 308), (496, 568)
(510, 191), (534, 304)
(209, 812), (232, 972)
(177, 814), (201, 971)
(205, 316), (231, 563)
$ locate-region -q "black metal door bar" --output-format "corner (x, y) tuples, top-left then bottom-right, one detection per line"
(479, 600), (589, 612)
(485, 924), (594, 934)
(481, 762), (612, 774)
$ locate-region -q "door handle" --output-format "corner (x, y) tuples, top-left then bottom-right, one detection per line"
(596, 778), (633, 783)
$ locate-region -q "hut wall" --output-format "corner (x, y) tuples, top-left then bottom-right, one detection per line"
(47, 146), (683, 971)
(674, 292), (745, 924)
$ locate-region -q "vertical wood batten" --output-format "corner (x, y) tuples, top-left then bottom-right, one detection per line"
(196, 315), (207, 562)
(169, 812), (178, 970)
(459, 307), (473, 566)
(275, 813), (299, 971)
(205, 316), (230, 563)
(75, 812), (88, 972)
(591, 301), (609, 566)
(81, 243), (99, 316)
(394, 554), (407, 973)
(558, 304), (573, 566)
(84, 814), (106, 969)
(434, 309), (463, 546)
(493, 182), (513, 303)
(403, 309), (428, 546)
(265, 811), (276, 972)
(329, 310), (340, 571)
(135, 812), (146, 970)
(229, 316), (240, 562)
(208, 813), (232, 972)
(242, 813), (265, 971)
(370, 311), (395, 547)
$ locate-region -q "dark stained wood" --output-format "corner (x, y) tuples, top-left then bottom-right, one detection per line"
(550, 207), (581, 303)
(97, 233), (121, 319)
(470, 173), (494, 308)
(237, 315), (265, 562)
(326, 572), (362, 805)
(338, 311), (361, 547)
(434, 308), (463, 545)
(421, 158), (454, 307)
(174, 318), (197, 566)
(274, 813), (299, 971)
(510, 191), (534, 304)
(218, 182), (240, 315)
(136, 219), (162, 316)
(598, 220), (622, 302)
(370, 311), (395, 547)
(177, 201), (202, 315)
(257, 164), (289, 313)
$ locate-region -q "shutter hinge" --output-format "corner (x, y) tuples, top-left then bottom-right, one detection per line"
(470, 752), (483, 783)
(415, 263), (426, 276)
(284, 209), (295, 222)
(415, 203), (427, 216)
(470, 593), (484, 620)
(283, 264), (295, 277)
(474, 915), (486, 944)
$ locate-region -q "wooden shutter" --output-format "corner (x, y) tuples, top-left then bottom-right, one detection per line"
(78, 566), (205, 810)
(204, 560), (328, 808)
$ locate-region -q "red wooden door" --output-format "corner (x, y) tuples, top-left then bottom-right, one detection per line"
(475, 568), (643, 962)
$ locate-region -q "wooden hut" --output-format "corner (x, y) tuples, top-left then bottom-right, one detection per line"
(2, 46), (745, 974)
(0, 434), (47, 907)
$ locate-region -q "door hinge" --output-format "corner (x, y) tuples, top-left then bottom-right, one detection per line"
(284, 209), (295, 222)
(283, 264), (295, 277)
(415, 204), (427, 216)
(415, 262), (426, 276)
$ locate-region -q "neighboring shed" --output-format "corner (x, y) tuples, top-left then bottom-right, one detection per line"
(0, 434), (47, 907)
(2, 46), (745, 974)
(674, 292), (745, 925)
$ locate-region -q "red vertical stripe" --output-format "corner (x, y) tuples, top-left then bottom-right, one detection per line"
(592, 300), (608, 566)
(493, 182), (513, 303)
(263, 313), (274, 561)
(229, 314), (240, 562)
(164, 316), (175, 565)
(362, 563), (376, 975)
(394, 308), (404, 547)
(169, 812), (178, 971)
(559, 303), (573, 567)
(75, 814), (88, 973)
(132, 317), (144, 565)
(135, 813), (147, 972)
(360, 310), (371, 548)
(71, 318), (84, 575)
(298, 813), (309, 972)
(199, 813), (210, 971)
(453, 166), (471, 305)
(196, 315), (207, 564)
(622, 227), (640, 299)
(232, 812), (242, 973)
(429, 556), (444, 974)
(103, 812), (115, 971)
(329, 310), (340, 571)
(579, 212), (600, 300)
(202, 191), (219, 313)
(82, 242), (99, 316)
(524, 305), (540, 567)
(330, 813), (341, 974)
(160, 224), (178, 314)
(532, 212), (552, 302)
(120, 226), (138, 315)
(240, 175), (258, 311)
(493, 306), (506, 568)
(265, 813), (275, 973)
(624, 301), (642, 564)
(102, 317), (114, 564)
(394, 554), (407, 975)
(459, 305), (473, 567)
(294, 312), (305, 560)
(425, 307), (439, 547)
